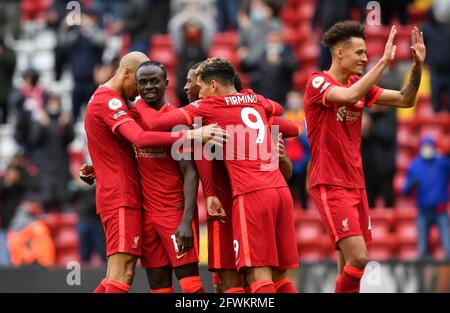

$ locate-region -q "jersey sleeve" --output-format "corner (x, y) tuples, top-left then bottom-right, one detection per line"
(99, 96), (134, 134)
(305, 73), (336, 108)
(348, 75), (383, 109)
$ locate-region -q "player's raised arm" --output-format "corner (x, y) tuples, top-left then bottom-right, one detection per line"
(375, 26), (425, 108)
(325, 24), (397, 105)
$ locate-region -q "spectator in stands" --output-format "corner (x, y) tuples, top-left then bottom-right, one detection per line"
(170, 2), (215, 105)
(237, 0), (281, 68)
(283, 90), (310, 209)
(93, 55), (120, 85)
(122, 0), (152, 53)
(9, 68), (46, 158)
(0, 152), (37, 266)
(0, 37), (16, 124)
(423, 6), (450, 112)
(56, 7), (106, 121)
(379, 0), (413, 26)
(240, 25), (298, 105)
(311, 0), (366, 70)
(362, 105), (397, 208)
(29, 94), (74, 212)
(0, 0), (20, 40)
(403, 136), (450, 259)
(7, 192), (56, 267)
(69, 176), (106, 264)
(217, 0), (239, 32)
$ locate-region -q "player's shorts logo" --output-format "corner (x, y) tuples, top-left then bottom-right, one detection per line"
(342, 218), (350, 232)
(312, 76), (325, 89)
(132, 236), (140, 249)
(108, 98), (123, 110)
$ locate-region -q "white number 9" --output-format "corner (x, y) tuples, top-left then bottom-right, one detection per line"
(241, 107), (265, 143)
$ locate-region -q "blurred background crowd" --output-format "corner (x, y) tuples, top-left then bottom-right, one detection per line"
(0, 0), (449, 269)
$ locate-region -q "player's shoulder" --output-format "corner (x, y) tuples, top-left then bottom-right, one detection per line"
(307, 71), (333, 88)
(91, 87), (126, 109)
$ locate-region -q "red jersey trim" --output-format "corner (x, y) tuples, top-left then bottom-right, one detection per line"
(319, 185), (339, 242)
(119, 207), (126, 252)
(111, 118), (134, 134)
(366, 88), (383, 109)
(238, 196), (252, 267)
(213, 221), (221, 269)
(180, 108), (193, 125)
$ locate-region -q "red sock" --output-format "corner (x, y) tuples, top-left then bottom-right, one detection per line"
(274, 278), (297, 293)
(93, 278), (108, 293)
(336, 265), (364, 293)
(250, 280), (276, 293)
(179, 276), (205, 293)
(104, 279), (130, 293)
(335, 275), (342, 292)
(151, 287), (173, 293)
(224, 287), (245, 293)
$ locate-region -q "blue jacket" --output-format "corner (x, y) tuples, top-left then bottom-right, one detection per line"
(403, 137), (450, 211)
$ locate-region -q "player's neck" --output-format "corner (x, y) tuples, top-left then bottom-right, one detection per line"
(327, 63), (351, 85)
(217, 86), (238, 96)
(103, 75), (124, 96)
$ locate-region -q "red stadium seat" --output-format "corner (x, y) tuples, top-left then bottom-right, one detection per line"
(368, 243), (393, 261)
(366, 38), (386, 59)
(208, 46), (239, 67)
(396, 37), (412, 61)
(397, 244), (418, 260)
(54, 227), (79, 250)
(151, 34), (173, 49)
(296, 2), (315, 23)
(296, 43), (319, 65)
(280, 9), (300, 27)
(149, 48), (177, 70)
(393, 172), (407, 195)
(396, 220), (417, 246)
(212, 32), (238, 48)
(56, 250), (80, 267)
(396, 147), (414, 172)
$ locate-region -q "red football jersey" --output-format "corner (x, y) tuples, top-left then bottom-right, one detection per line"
(304, 71), (383, 189)
(180, 90), (287, 197)
(84, 87), (141, 213)
(132, 100), (185, 216)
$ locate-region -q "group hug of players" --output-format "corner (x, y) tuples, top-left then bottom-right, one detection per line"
(81, 20), (426, 293)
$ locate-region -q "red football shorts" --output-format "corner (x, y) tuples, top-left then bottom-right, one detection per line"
(232, 187), (298, 272)
(99, 207), (142, 257)
(309, 185), (372, 249)
(140, 210), (199, 268)
(207, 202), (236, 271)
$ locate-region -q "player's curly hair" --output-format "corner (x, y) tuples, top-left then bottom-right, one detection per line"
(322, 20), (366, 48)
(196, 57), (236, 85)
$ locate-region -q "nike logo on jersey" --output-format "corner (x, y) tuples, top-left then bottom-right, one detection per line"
(176, 252), (187, 259)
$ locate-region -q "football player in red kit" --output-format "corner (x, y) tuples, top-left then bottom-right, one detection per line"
(304, 21), (425, 293)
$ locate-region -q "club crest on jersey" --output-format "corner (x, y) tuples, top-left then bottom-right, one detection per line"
(108, 98), (122, 110)
(312, 76), (325, 89)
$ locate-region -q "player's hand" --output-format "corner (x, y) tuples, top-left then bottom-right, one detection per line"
(188, 124), (228, 147)
(206, 196), (226, 223)
(277, 133), (286, 158)
(175, 222), (194, 253)
(79, 164), (96, 185)
(410, 26), (425, 65)
(382, 25), (397, 63)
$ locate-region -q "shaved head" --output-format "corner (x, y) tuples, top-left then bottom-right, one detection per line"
(119, 51), (150, 72)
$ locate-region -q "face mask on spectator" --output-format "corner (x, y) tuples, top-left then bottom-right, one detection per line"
(266, 43), (283, 54)
(420, 144), (436, 160)
(250, 9), (266, 22)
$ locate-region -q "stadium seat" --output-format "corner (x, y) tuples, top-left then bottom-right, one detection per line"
(393, 172), (407, 195)
(212, 32), (238, 48)
(149, 48), (177, 70)
(397, 244), (418, 260)
(396, 147), (414, 172)
(56, 250), (80, 267)
(296, 43), (319, 66)
(208, 46), (239, 67)
(396, 220), (417, 246)
(368, 243), (393, 261)
(296, 2), (315, 23)
(151, 34), (173, 49)
(396, 37), (412, 61)
(280, 9), (300, 27)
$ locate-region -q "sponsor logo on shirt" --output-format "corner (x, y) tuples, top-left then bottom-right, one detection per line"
(134, 146), (166, 159)
(113, 110), (127, 119)
(336, 106), (360, 122)
(342, 218), (350, 232)
(312, 76), (325, 89)
(108, 98), (123, 110)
